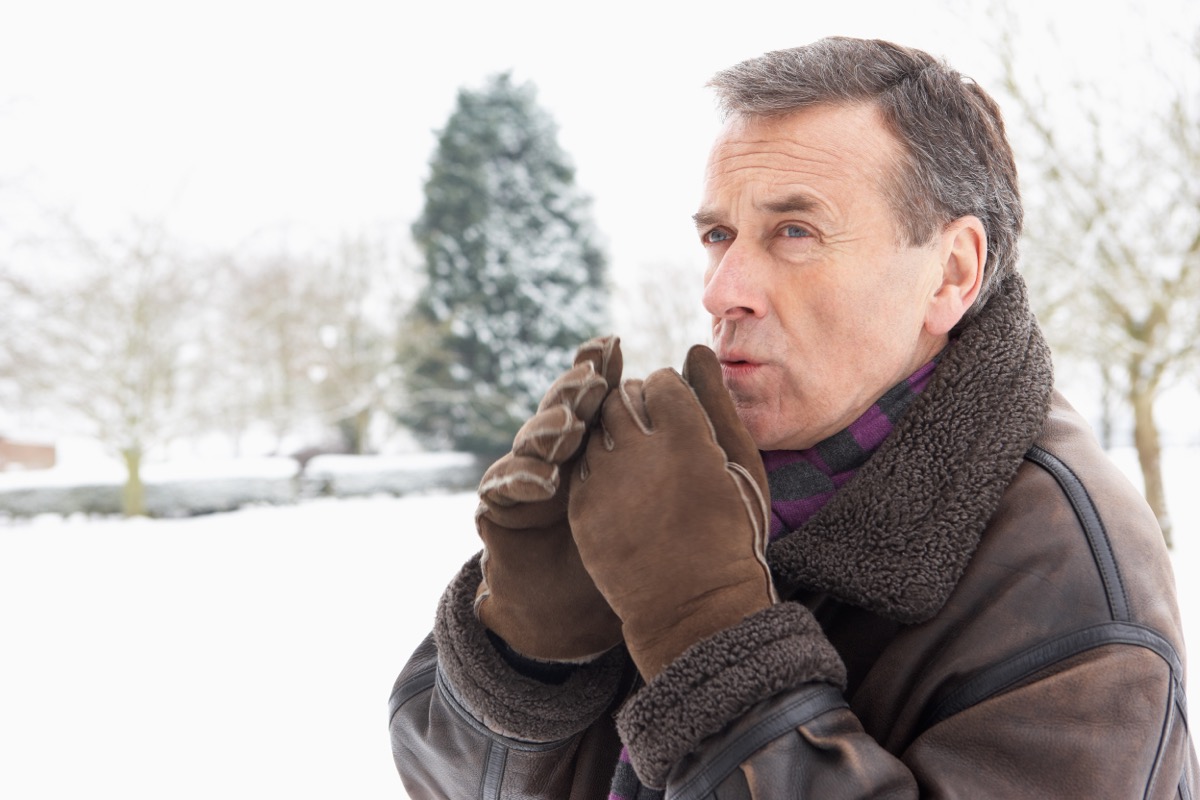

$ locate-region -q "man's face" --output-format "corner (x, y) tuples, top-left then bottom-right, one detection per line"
(697, 103), (950, 451)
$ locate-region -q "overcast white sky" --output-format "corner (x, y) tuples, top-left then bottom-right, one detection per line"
(4, 0), (1189, 282)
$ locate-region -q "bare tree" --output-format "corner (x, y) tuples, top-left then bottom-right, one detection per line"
(307, 233), (407, 454)
(4, 207), (410, 510)
(0, 269), (32, 413)
(214, 231), (406, 456)
(215, 248), (327, 452)
(7, 218), (211, 515)
(993, 11), (1200, 546)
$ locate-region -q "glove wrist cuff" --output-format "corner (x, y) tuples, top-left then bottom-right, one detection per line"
(435, 554), (630, 742)
(617, 602), (846, 788)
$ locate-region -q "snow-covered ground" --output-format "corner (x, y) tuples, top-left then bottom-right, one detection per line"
(0, 492), (481, 799)
(0, 448), (1196, 799)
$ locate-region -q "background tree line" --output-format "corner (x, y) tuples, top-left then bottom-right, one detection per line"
(0, 74), (611, 515)
(1, 217), (409, 515)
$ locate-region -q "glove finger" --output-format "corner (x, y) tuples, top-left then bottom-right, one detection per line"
(537, 361), (609, 421)
(532, 337), (620, 430)
(640, 366), (721, 443)
(479, 454), (559, 507)
(512, 405), (587, 463)
(682, 344), (766, 484)
(596, 379), (655, 448)
(574, 335), (622, 389)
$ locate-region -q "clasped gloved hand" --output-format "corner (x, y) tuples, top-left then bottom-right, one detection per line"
(569, 344), (777, 680)
(474, 336), (624, 662)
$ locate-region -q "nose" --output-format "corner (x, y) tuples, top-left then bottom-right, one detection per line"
(702, 244), (765, 321)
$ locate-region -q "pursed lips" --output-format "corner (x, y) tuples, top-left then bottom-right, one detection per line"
(716, 350), (766, 379)
(716, 345), (761, 364)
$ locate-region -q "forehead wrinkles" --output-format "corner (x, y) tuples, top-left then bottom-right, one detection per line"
(705, 132), (889, 204)
(710, 135), (846, 174)
(707, 109), (899, 202)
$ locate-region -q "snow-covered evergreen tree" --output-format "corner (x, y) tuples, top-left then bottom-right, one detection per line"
(404, 73), (609, 455)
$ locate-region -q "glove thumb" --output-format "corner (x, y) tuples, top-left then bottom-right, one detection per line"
(682, 344), (769, 493)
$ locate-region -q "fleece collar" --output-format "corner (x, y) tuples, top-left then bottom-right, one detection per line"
(763, 355), (939, 539)
(766, 275), (1054, 624)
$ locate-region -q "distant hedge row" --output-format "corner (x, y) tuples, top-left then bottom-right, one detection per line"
(0, 454), (484, 519)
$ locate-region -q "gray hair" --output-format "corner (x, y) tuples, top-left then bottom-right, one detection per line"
(708, 37), (1022, 326)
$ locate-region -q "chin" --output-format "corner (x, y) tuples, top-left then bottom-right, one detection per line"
(732, 401), (788, 451)
(737, 416), (774, 451)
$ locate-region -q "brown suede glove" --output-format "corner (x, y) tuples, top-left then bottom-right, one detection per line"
(474, 336), (624, 662)
(568, 344), (776, 680)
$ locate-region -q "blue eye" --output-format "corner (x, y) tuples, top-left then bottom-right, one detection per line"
(782, 225), (810, 238)
(703, 229), (732, 244)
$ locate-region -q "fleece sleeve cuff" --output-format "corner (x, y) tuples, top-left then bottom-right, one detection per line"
(433, 553), (629, 743)
(616, 601), (846, 788)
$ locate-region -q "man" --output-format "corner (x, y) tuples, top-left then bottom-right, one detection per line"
(390, 37), (1197, 797)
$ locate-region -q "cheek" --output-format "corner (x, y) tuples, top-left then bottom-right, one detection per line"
(775, 276), (857, 339)
(844, 267), (929, 343)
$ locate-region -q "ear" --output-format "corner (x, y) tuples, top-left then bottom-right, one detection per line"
(925, 216), (986, 336)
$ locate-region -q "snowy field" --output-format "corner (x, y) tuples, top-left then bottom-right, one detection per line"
(0, 492), (482, 799)
(0, 448), (1197, 799)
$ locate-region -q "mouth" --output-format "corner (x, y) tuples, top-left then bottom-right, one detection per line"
(717, 353), (764, 378)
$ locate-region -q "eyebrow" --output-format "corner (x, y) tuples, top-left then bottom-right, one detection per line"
(692, 192), (824, 229)
(761, 193), (822, 216)
(692, 209), (722, 229)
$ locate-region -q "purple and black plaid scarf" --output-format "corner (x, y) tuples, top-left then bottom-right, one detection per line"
(607, 356), (939, 799)
(763, 357), (939, 539)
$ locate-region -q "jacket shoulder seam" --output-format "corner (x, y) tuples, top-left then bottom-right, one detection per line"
(1023, 444), (1130, 621)
(921, 621), (1185, 731)
(388, 663), (437, 724)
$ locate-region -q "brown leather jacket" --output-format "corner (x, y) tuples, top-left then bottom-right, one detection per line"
(390, 278), (1197, 798)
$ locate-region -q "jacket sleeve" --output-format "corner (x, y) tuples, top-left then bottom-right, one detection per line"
(389, 554), (630, 800)
(629, 605), (1194, 798)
